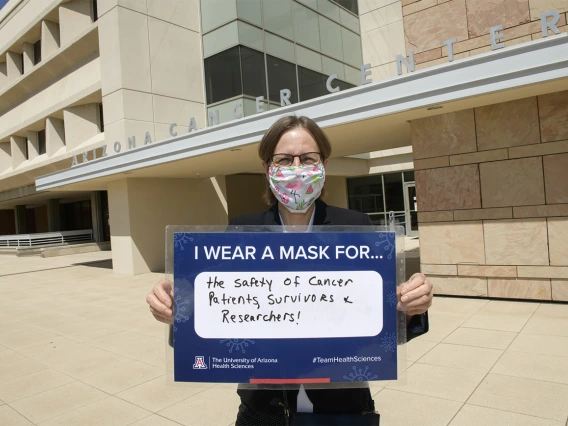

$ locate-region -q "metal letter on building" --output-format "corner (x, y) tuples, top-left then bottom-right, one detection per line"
(114, 141), (121, 153)
(188, 117), (198, 132)
(442, 38), (457, 62)
(169, 123), (177, 137)
(82, 151), (88, 163)
(72, 155), (78, 166)
(208, 110), (219, 126)
(361, 63), (372, 85)
(234, 103), (243, 119)
(144, 131), (152, 145)
(541, 10), (561, 37)
(280, 89), (291, 106)
(256, 96), (265, 113)
(101, 144), (107, 157)
(92, 148), (97, 160)
(128, 136), (136, 150)
(396, 52), (415, 75)
(490, 25), (505, 50)
(326, 74), (339, 93)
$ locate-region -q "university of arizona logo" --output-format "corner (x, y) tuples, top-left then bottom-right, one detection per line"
(193, 356), (207, 369)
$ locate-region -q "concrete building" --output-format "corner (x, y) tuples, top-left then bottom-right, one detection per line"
(0, 0), (567, 302)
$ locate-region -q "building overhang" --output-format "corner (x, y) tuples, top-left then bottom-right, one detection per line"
(36, 34), (568, 192)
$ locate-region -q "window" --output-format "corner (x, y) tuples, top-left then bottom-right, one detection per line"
(240, 46), (266, 99)
(404, 171), (415, 182)
(347, 176), (384, 214)
(298, 66), (327, 101)
(383, 172), (405, 211)
(33, 40), (41, 65)
(98, 103), (104, 132)
(38, 129), (46, 155)
(332, 0), (358, 15)
(266, 54), (298, 104)
(204, 46), (242, 104)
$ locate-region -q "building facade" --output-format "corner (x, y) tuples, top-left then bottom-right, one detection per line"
(1, 0), (567, 302)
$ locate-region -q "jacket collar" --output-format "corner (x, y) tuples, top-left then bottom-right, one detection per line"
(265, 199), (331, 226)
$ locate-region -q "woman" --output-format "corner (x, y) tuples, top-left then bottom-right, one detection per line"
(147, 116), (433, 425)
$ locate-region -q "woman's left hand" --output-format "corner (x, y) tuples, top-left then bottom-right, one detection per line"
(397, 273), (433, 317)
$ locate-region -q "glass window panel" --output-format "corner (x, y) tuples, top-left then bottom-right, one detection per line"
(238, 21), (263, 51)
(341, 27), (362, 67)
(265, 32), (295, 63)
(321, 55), (345, 80)
(243, 97), (258, 116)
(344, 64), (360, 86)
(240, 46), (267, 98)
(292, 2), (320, 51)
(296, 45), (322, 73)
(404, 171), (415, 182)
(202, 21), (239, 58)
(200, 0), (237, 33)
(237, 0), (262, 26)
(347, 176), (384, 213)
(207, 97), (245, 124)
(332, 0), (358, 14)
(296, 0), (318, 9)
(263, 0), (294, 40)
(298, 66), (327, 101)
(204, 46), (242, 104)
(368, 213), (386, 226)
(340, 8), (360, 33)
(266, 54), (298, 104)
(317, 0), (340, 22)
(383, 172), (405, 212)
(319, 16), (343, 61)
(336, 80), (355, 91)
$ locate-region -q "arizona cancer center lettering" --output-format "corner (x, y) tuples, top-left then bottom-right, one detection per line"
(72, 11), (563, 167)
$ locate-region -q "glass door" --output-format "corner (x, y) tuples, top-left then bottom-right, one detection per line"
(404, 183), (418, 237)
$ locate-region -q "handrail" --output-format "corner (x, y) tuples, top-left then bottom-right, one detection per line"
(0, 229), (93, 247)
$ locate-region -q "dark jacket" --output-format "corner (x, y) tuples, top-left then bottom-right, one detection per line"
(228, 199), (429, 414)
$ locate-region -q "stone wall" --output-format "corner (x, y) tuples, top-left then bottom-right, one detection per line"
(412, 92), (568, 302)
(402, 0), (568, 70)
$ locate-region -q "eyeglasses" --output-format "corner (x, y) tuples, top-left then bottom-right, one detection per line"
(271, 152), (322, 167)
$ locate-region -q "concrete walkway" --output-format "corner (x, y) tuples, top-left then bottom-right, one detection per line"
(0, 252), (567, 425)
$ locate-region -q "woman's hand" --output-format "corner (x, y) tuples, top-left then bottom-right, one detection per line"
(146, 279), (174, 324)
(397, 273), (433, 317)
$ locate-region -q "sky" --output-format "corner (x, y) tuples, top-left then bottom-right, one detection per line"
(0, 0), (9, 10)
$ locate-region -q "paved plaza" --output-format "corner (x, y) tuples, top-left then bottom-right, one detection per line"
(0, 250), (567, 426)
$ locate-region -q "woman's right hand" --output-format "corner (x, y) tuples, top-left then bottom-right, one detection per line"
(146, 279), (174, 324)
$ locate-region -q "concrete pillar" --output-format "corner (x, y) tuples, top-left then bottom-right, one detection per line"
(63, 103), (100, 149)
(0, 142), (11, 173)
(90, 191), (104, 242)
(22, 42), (35, 72)
(41, 20), (60, 58)
(6, 51), (23, 82)
(323, 176), (348, 209)
(0, 62), (7, 90)
(59, 0), (94, 45)
(47, 199), (61, 232)
(46, 117), (66, 156)
(14, 205), (27, 234)
(27, 131), (39, 161)
(107, 178), (228, 275)
(10, 136), (27, 168)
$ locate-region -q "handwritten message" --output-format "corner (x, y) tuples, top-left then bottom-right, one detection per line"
(194, 271), (383, 339)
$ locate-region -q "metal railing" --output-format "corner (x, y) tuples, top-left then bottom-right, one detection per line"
(0, 229), (93, 247)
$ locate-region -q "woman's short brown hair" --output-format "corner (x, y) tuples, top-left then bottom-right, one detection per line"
(258, 115), (332, 205)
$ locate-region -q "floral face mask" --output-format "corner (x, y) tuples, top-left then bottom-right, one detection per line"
(268, 163), (325, 213)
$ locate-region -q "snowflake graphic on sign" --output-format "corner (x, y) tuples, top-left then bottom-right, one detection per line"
(220, 339), (255, 353)
(380, 332), (397, 353)
(387, 291), (397, 307)
(343, 366), (378, 382)
(173, 295), (190, 332)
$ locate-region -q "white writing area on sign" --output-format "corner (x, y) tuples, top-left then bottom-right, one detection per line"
(194, 271), (383, 339)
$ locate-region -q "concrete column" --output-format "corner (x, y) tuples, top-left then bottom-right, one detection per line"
(14, 205), (27, 234)
(0, 62), (7, 90)
(47, 199), (61, 232)
(41, 20), (60, 58)
(0, 142), (11, 173)
(6, 51), (23, 82)
(22, 42), (35, 72)
(10, 136), (27, 168)
(59, 0), (94, 45)
(107, 178), (228, 275)
(63, 103), (99, 149)
(27, 131), (39, 160)
(323, 176), (348, 209)
(46, 117), (66, 156)
(90, 191), (104, 242)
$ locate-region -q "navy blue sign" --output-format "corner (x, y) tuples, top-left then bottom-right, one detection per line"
(173, 231), (398, 384)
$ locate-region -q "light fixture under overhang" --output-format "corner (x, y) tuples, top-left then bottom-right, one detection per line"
(230, 148), (241, 151)
(427, 105), (443, 110)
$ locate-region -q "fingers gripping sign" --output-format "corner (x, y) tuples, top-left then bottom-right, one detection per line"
(147, 279), (175, 324)
(397, 273), (433, 317)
